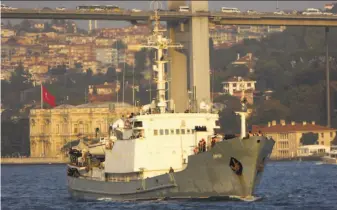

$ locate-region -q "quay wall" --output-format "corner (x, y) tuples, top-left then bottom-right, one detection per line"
(1, 157), (67, 165)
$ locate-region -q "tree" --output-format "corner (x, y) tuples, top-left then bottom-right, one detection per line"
(284, 83), (325, 124)
(86, 68), (93, 78)
(213, 95), (242, 134)
(113, 40), (127, 49)
(106, 67), (116, 81)
(93, 85), (98, 95)
(250, 99), (290, 125)
(223, 64), (249, 79)
(135, 48), (147, 71)
(74, 62), (82, 69)
(10, 63), (32, 91)
(300, 132), (318, 145)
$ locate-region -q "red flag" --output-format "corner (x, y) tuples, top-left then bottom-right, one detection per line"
(42, 85), (56, 107)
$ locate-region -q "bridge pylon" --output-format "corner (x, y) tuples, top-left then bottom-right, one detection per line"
(167, 1), (210, 112)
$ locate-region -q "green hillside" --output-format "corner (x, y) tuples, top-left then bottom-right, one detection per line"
(212, 26), (337, 131)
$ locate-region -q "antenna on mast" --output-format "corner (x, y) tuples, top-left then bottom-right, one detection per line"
(140, 2), (183, 113)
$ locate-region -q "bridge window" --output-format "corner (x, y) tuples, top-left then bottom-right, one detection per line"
(170, 129), (174, 135)
(176, 129), (180, 135)
(165, 129), (169, 135)
(181, 129), (185, 135)
(154, 129), (158, 136)
(160, 129), (164, 135)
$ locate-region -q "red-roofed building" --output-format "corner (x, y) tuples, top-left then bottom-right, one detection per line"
(252, 120), (336, 160)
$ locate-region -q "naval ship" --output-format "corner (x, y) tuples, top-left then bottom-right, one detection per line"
(66, 10), (275, 201)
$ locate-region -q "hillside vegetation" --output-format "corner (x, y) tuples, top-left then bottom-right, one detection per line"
(212, 27), (337, 132)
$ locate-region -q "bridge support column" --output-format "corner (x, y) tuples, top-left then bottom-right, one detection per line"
(168, 1), (189, 113)
(168, 1), (211, 112)
(189, 1), (210, 105)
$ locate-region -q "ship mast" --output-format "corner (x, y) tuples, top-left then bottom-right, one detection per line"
(235, 78), (248, 139)
(141, 10), (182, 114)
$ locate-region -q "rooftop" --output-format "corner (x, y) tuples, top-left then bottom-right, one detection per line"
(53, 102), (132, 109)
(222, 76), (256, 83)
(252, 120), (336, 133)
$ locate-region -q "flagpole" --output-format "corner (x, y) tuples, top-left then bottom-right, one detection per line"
(116, 40), (119, 104)
(122, 52), (125, 105)
(132, 63), (135, 112)
(41, 84), (43, 109)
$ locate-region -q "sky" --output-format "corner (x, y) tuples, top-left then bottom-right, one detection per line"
(3, 1), (337, 29)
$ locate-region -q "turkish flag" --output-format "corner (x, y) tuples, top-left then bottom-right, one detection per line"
(42, 85), (56, 107)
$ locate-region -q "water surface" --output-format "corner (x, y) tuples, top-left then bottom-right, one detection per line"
(1, 161), (337, 210)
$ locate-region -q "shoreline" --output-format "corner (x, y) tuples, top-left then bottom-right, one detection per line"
(1, 157), (67, 165)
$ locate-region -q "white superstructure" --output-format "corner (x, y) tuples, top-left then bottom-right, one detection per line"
(105, 113), (220, 177)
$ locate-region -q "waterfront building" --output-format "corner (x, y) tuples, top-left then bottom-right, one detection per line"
(29, 102), (137, 158)
(252, 120), (337, 160)
(297, 145), (330, 157)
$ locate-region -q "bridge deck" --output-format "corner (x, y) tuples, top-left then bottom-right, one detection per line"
(2, 10), (337, 26)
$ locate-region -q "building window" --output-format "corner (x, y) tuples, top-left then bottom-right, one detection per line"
(170, 129), (174, 135)
(181, 129), (185, 135)
(321, 133), (324, 138)
(321, 141), (324, 145)
(187, 129), (191, 134)
(165, 129), (169, 135)
(191, 129), (195, 134)
(176, 129), (180, 135)
(159, 129), (164, 135)
(154, 130), (158, 136)
(74, 124), (78, 133)
(247, 83), (251, 87)
(330, 132), (333, 138)
(279, 133), (288, 139)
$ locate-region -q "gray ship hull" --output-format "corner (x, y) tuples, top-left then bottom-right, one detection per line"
(67, 136), (274, 201)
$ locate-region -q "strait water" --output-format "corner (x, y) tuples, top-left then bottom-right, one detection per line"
(1, 161), (337, 210)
